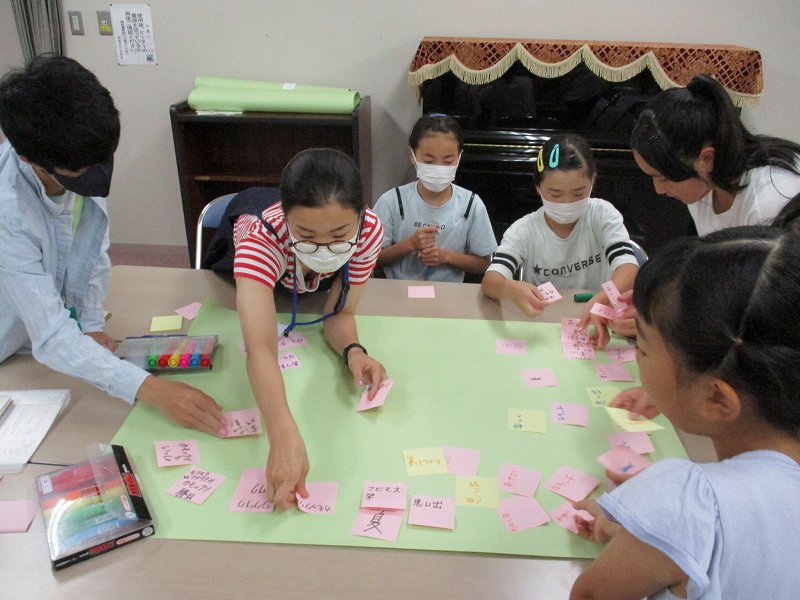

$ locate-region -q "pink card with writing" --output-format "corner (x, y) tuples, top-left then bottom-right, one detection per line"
(442, 446), (481, 476)
(597, 446), (652, 476)
(551, 402), (590, 427)
(544, 466), (600, 502)
(408, 285), (436, 299)
(229, 468), (275, 513)
(352, 508), (404, 542)
(549, 500), (595, 534)
(562, 343), (596, 360)
(496, 338), (527, 355)
(357, 378), (395, 411)
(520, 368), (559, 388)
(601, 280), (629, 314)
(166, 467), (226, 505)
(496, 495), (550, 532)
(590, 303), (620, 320)
(298, 482), (338, 514)
(360, 481), (407, 511)
(277, 332), (307, 350)
(606, 345), (637, 363)
(607, 431), (655, 454)
(496, 461), (542, 497)
(154, 439), (200, 467)
(407, 495), (456, 529)
(174, 301), (202, 320)
(278, 352), (302, 371)
(595, 363), (634, 382)
(537, 281), (563, 304)
(560, 318), (590, 345)
(221, 408), (262, 438)
(0, 499), (39, 533)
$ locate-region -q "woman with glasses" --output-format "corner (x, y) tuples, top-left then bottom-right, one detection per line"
(630, 73), (800, 237)
(233, 147), (386, 509)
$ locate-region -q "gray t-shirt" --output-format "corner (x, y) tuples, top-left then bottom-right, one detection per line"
(374, 182), (497, 282)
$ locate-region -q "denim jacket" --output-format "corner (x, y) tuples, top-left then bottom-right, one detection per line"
(0, 141), (147, 402)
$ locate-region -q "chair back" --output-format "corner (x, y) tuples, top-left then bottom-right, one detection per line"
(194, 193), (237, 269)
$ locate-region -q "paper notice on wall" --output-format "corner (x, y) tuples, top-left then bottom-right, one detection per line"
(110, 4), (158, 65)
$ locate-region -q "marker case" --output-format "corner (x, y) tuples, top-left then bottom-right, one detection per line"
(114, 334), (218, 372)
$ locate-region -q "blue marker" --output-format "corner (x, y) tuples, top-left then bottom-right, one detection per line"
(59, 516), (134, 550)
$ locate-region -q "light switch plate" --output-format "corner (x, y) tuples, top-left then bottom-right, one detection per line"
(67, 11), (84, 36)
(97, 11), (113, 36)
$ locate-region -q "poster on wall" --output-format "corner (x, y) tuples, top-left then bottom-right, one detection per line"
(110, 4), (158, 66)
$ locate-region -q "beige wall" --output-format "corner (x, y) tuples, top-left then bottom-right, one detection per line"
(9, 1), (800, 245)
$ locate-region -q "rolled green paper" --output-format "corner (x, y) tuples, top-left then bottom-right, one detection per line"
(187, 85), (360, 114)
(194, 76), (346, 94)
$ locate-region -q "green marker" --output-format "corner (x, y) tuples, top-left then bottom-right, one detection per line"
(573, 292), (595, 303)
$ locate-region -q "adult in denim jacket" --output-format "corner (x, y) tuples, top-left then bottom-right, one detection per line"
(0, 56), (223, 435)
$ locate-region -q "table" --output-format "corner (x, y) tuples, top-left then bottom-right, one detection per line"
(0, 267), (715, 598)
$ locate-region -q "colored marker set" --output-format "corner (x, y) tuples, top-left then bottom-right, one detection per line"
(35, 444), (155, 570)
(115, 334), (218, 372)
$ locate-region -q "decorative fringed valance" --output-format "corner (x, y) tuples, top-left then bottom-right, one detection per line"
(409, 37), (763, 108)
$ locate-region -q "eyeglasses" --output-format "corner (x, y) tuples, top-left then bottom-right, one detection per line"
(288, 239), (358, 255)
(288, 213), (364, 255)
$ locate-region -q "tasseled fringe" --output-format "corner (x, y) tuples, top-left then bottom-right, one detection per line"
(409, 43), (761, 108)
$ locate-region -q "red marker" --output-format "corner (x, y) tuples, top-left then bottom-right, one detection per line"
(197, 337), (216, 368)
(157, 339), (182, 367)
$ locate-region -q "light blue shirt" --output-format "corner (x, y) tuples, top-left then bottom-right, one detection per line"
(374, 181), (497, 282)
(0, 141), (147, 403)
(598, 450), (800, 599)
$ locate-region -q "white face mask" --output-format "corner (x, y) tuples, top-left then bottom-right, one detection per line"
(541, 197), (591, 224)
(413, 151), (461, 193)
(289, 229), (359, 274)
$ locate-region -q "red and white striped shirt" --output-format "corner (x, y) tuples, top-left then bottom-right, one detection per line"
(233, 202), (384, 291)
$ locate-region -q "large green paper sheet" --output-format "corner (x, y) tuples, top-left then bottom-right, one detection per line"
(187, 80), (360, 114)
(112, 302), (687, 559)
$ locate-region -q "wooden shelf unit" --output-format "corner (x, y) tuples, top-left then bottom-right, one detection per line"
(169, 97), (372, 265)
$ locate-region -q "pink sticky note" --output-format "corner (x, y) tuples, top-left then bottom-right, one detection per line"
(221, 408), (262, 438)
(239, 340), (247, 356)
(560, 318), (590, 345)
(496, 462), (542, 497)
(595, 363), (634, 382)
(549, 500), (595, 535)
(154, 439), (200, 467)
(590, 303), (620, 320)
(442, 446), (481, 476)
(607, 431), (655, 455)
(408, 285), (436, 299)
(597, 446), (652, 476)
(496, 338), (527, 355)
(606, 345), (637, 363)
(357, 378), (395, 411)
(174, 301), (202, 320)
(496, 495), (550, 532)
(601, 280), (629, 314)
(551, 402), (590, 427)
(277, 332), (307, 350)
(229, 468), (275, 513)
(537, 281), (563, 304)
(166, 467), (226, 505)
(361, 481), (407, 511)
(352, 509), (404, 542)
(278, 352), (302, 371)
(298, 482), (338, 514)
(520, 368), (559, 388)
(0, 499), (39, 533)
(562, 343), (596, 360)
(407, 495), (455, 529)
(544, 466), (600, 502)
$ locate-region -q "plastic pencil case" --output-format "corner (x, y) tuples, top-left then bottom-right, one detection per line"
(115, 334), (218, 371)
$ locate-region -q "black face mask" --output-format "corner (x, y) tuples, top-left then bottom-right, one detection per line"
(52, 157), (114, 197)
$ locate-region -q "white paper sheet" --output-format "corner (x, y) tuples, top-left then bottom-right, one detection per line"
(0, 390), (70, 473)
